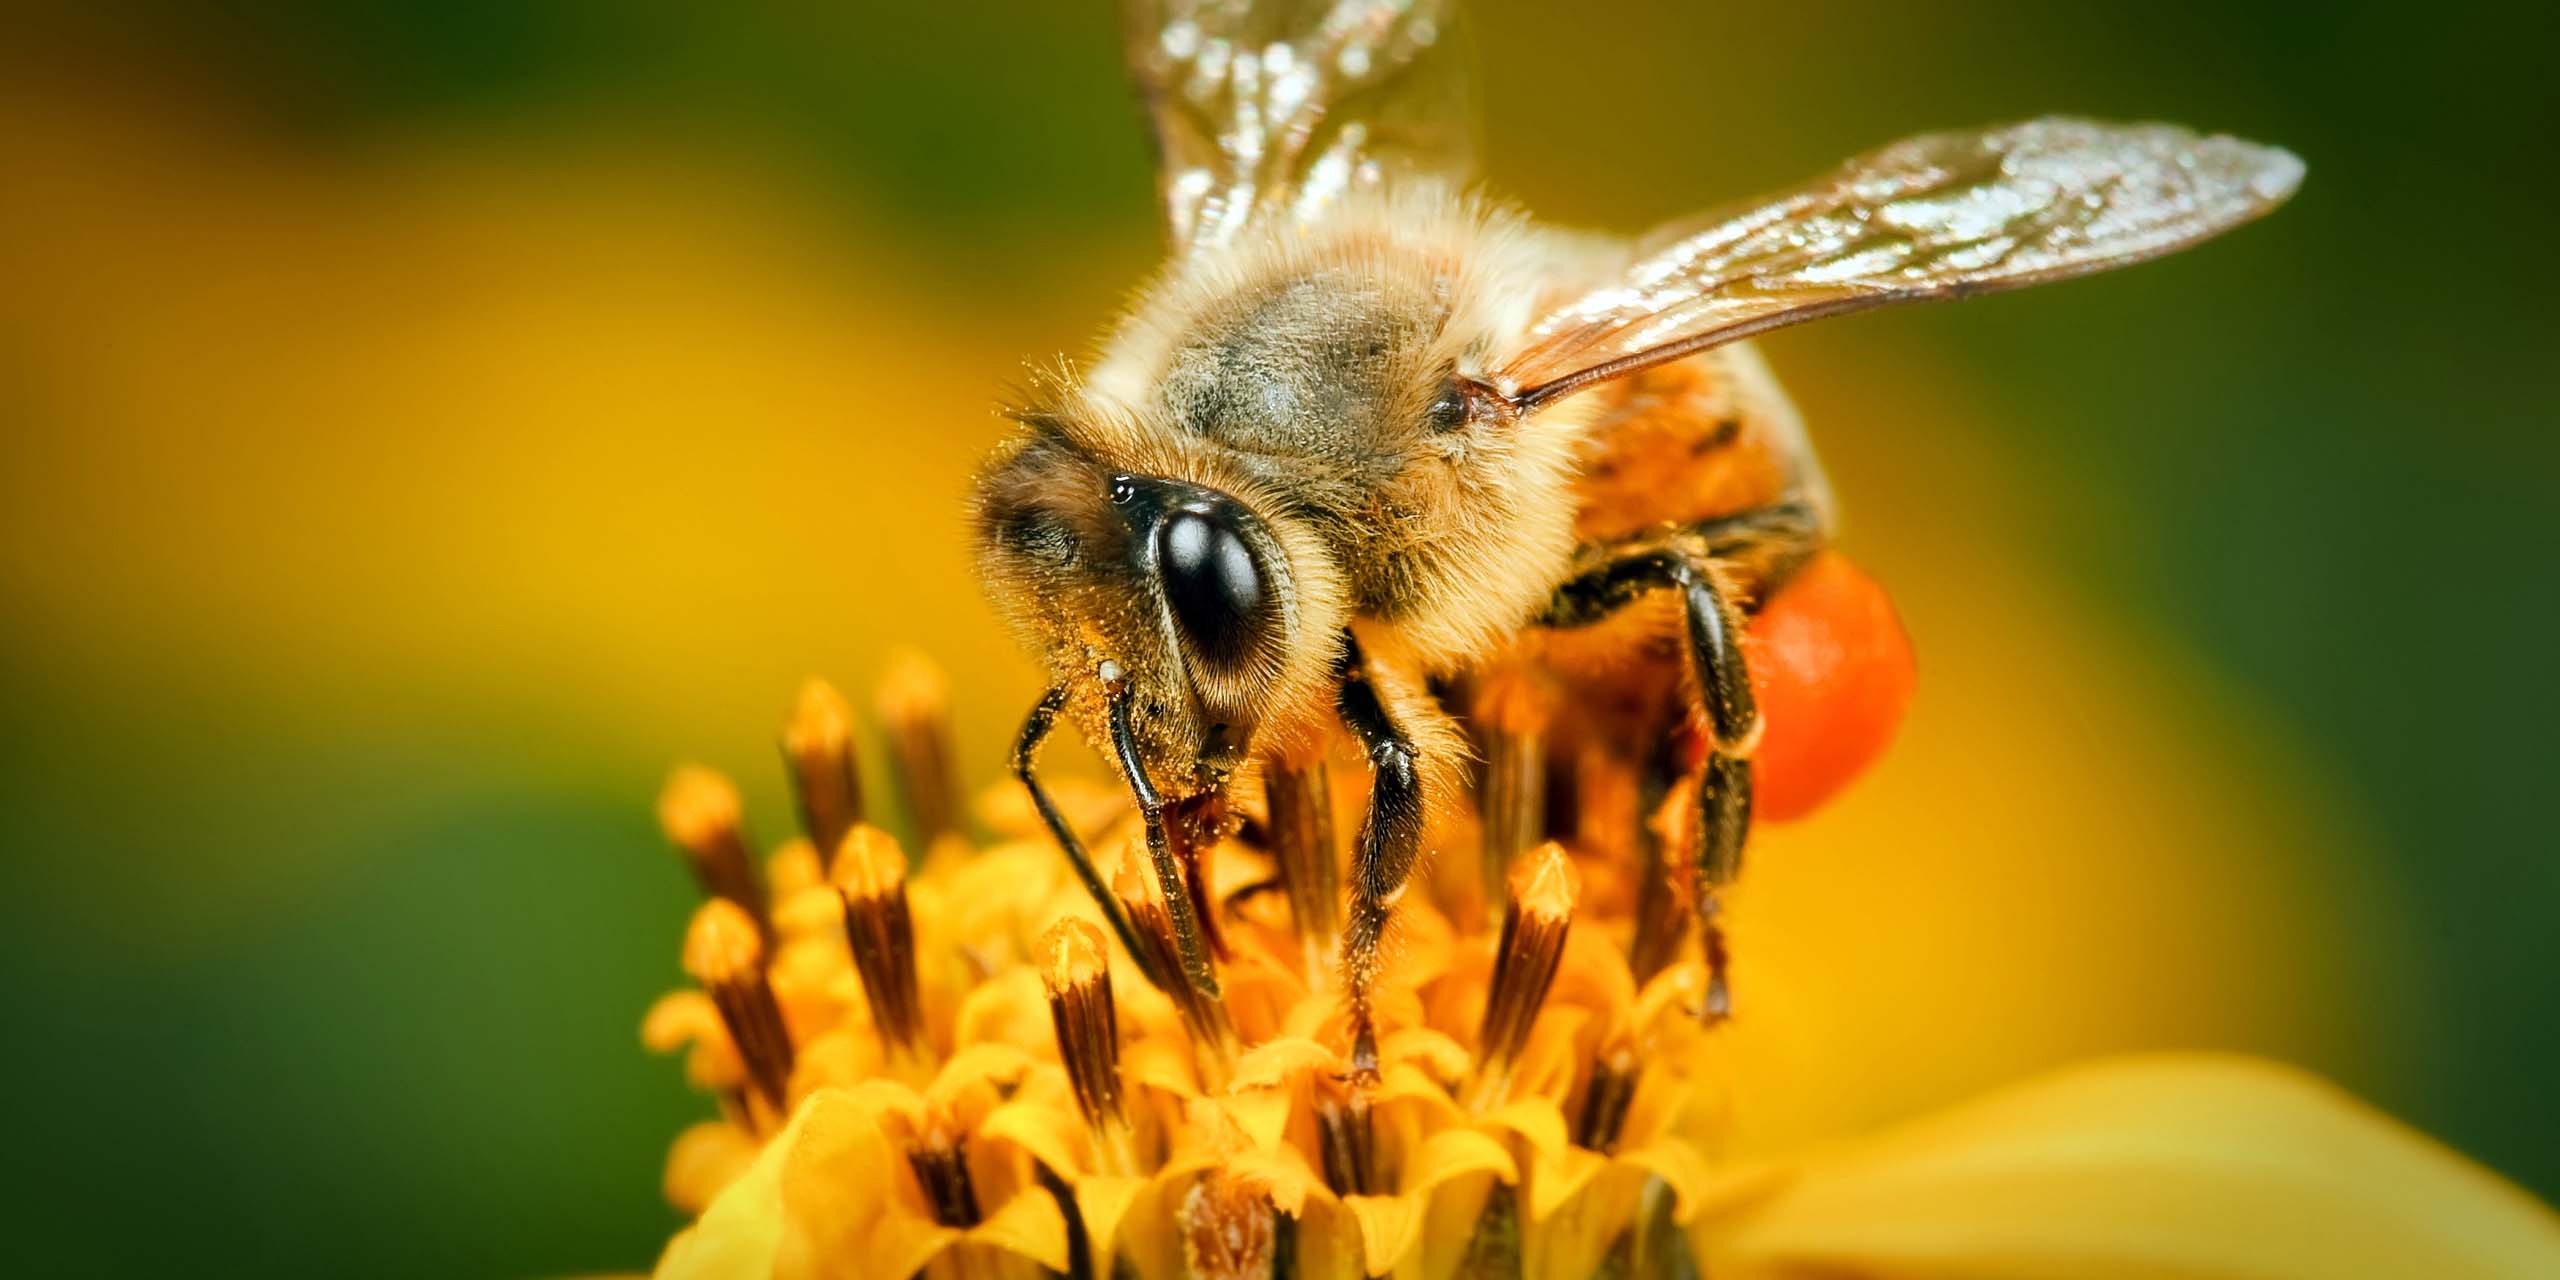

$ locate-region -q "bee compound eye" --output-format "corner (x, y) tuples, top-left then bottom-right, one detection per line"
(1154, 510), (1267, 666)
(1425, 379), (1469, 432)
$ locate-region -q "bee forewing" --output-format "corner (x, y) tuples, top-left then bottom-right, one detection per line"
(1124, 0), (1476, 253)
(1501, 117), (2305, 407)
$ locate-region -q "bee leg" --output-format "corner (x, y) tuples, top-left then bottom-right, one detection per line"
(1011, 688), (1163, 991)
(1540, 504), (1821, 1018)
(1104, 678), (1224, 1001)
(1333, 632), (1426, 1078)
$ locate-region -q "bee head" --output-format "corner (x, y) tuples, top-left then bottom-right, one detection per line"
(971, 422), (1345, 799)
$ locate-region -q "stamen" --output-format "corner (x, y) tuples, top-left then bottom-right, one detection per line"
(1104, 678), (1222, 1001)
(658, 765), (769, 932)
(782, 678), (865, 864)
(1166, 792), (1233, 962)
(1312, 1072), (1378, 1195)
(682, 899), (794, 1121)
(1471, 665), (1553, 912)
(1627, 775), (1696, 986)
(1038, 919), (1137, 1174)
(1114, 851), (1236, 1088)
(1464, 842), (1578, 1112)
(832, 825), (926, 1062)
(1263, 756), (1341, 979)
(1456, 1185), (1524, 1275)
(1573, 1042), (1641, 1153)
(899, 1113), (984, 1228)
(1179, 1172), (1280, 1280)
(876, 650), (961, 848)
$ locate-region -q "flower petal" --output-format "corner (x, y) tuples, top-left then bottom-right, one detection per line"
(1075, 1173), (1148, 1263)
(964, 1188), (1070, 1273)
(1342, 1193), (1424, 1278)
(1694, 1054), (2560, 1279)
(1233, 1035), (1338, 1091)
(1341, 1129), (1523, 1276)
(656, 1112), (794, 1280)
(977, 1097), (1086, 1181)
(656, 1090), (980, 1280)
(662, 1120), (760, 1215)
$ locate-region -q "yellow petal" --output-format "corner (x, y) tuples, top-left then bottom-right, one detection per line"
(766, 838), (825, 898)
(950, 968), (1050, 1058)
(1232, 1035), (1337, 1091)
(641, 990), (720, 1053)
(1374, 1062), (1464, 1125)
(1126, 1034), (1204, 1100)
(976, 1097), (1086, 1181)
(1695, 1054), (2560, 1279)
(1342, 1192), (1424, 1278)
(1380, 1025), (1472, 1081)
(642, 989), (744, 1091)
(770, 884), (844, 937)
(1614, 1139), (1713, 1224)
(1526, 1144), (1607, 1225)
(656, 1110), (794, 1280)
(1340, 1129), (1523, 1276)
(658, 1090), (965, 1280)
(927, 1041), (1035, 1107)
(1075, 1174), (1147, 1262)
(1222, 1087), (1296, 1154)
(1225, 1143), (1327, 1218)
(964, 1188), (1070, 1273)
(1406, 1127), (1518, 1194)
(661, 1120), (761, 1216)
(1481, 1097), (1571, 1170)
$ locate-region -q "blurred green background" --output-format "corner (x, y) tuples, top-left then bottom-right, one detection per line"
(2, 1), (2551, 1275)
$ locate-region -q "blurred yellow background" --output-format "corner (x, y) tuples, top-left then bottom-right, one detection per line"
(2, 2), (2550, 1274)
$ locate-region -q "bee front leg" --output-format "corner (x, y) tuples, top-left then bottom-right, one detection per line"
(1011, 688), (1164, 991)
(1332, 632), (1427, 1078)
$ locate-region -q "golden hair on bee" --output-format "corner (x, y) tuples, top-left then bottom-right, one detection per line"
(975, 183), (1602, 805)
(977, 0), (2298, 1073)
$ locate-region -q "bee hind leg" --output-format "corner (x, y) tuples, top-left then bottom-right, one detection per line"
(1539, 503), (1822, 1020)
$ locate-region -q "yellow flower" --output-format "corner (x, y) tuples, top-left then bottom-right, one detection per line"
(636, 667), (2557, 1279)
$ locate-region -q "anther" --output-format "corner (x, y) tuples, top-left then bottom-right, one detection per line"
(782, 678), (865, 865)
(658, 765), (769, 933)
(1038, 919), (1137, 1175)
(1263, 756), (1341, 979)
(896, 1110), (984, 1228)
(833, 825), (927, 1062)
(1574, 1042), (1642, 1153)
(1114, 849), (1236, 1088)
(876, 650), (961, 849)
(1627, 775), (1697, 986)
(1471, 664), (1555, 915)
(1464, 843), (1578, 1111)
(1106, 683), (1223, 1002)
(681, 899), (794, 1121)
(1312, 1072), (1378, 1196)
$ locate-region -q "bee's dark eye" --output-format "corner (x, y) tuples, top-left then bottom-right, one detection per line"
(1155, 510), (1266, 665)
(1425, 378), (1469, 433)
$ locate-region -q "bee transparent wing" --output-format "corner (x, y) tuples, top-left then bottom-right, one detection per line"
(1499, 118), (2304, 409)
(1124, 0), (1475, 254)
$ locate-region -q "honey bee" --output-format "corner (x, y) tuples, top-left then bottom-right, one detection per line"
(973, 0), (2299, 1059)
